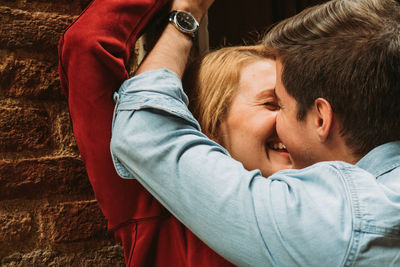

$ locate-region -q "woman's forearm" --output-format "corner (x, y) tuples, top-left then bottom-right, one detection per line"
(135, 24), (193, 78)
(136, 0), (213, 78)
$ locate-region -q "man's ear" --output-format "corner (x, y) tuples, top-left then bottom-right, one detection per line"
(312, 98), (333, 142)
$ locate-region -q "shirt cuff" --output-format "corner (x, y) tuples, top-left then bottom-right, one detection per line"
(120, 69), (189, 104)
(116, 69), (200, 129)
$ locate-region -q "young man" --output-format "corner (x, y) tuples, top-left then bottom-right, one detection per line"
(111, 0), (400, 265)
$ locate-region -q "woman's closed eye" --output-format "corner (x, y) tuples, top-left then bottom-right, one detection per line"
(262, 101), (280, 111)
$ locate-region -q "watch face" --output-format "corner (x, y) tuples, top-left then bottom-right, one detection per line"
(176, 11), (196, 31)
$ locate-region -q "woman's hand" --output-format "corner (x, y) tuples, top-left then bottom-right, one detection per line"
(135, 0), (214, 77)
(171, 0), (215, 21)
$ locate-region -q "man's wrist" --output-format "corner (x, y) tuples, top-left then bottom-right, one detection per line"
(170, 6), (204, 22)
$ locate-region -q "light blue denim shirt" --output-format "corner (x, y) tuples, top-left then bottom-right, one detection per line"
(111, 69), (400, 266)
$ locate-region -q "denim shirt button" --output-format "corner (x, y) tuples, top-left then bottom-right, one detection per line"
(113, 91), (120, 104)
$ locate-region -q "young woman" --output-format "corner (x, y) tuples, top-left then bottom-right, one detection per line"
(185, 46), (291, 177)
(59, 0), (290, 265)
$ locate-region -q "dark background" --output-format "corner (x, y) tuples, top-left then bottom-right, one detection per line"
(208, 0), (328, 48)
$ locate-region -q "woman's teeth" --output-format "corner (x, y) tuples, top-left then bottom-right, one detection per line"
(272, 142), (286, 150)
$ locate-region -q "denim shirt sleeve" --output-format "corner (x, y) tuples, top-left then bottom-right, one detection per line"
(110, 69), (353, 266)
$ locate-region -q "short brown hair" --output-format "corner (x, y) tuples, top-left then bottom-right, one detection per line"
(263, 0), (400, 155)
(184, 45), (274, 143)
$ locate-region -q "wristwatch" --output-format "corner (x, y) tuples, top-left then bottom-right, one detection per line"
(168, 10), (200, 38)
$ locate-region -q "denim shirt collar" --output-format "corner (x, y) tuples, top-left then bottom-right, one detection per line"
(356, 141), (400, 177)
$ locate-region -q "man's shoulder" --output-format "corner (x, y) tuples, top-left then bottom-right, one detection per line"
(263, 159), (400, 266)
(268, 158), (400, 230)
(258, 161), (357, 266)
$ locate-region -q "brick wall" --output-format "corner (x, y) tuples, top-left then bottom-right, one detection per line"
(0, 0), (125, 265)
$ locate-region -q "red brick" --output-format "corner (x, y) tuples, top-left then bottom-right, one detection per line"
(0, 156), (91, 200)
(0, 7), (76, 51)
(0, 56), (63, 99)
(0, 106), (51, 152)
(0, 245), (124, 266)
(55, 109), (79, 154)
(78, 245), (125, 266)
(0, 212), (33, 243)
(40, 200), (107, 243)
(23, 0), (91, 15)
(0, 250), (72, 266)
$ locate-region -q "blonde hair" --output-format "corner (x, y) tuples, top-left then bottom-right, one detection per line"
(184, 45), (275, 143)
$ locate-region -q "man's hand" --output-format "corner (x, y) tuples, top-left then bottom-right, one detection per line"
(171, 0), (214, 22)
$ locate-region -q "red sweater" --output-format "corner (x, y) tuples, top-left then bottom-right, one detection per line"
(58, 0), (234, 266)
